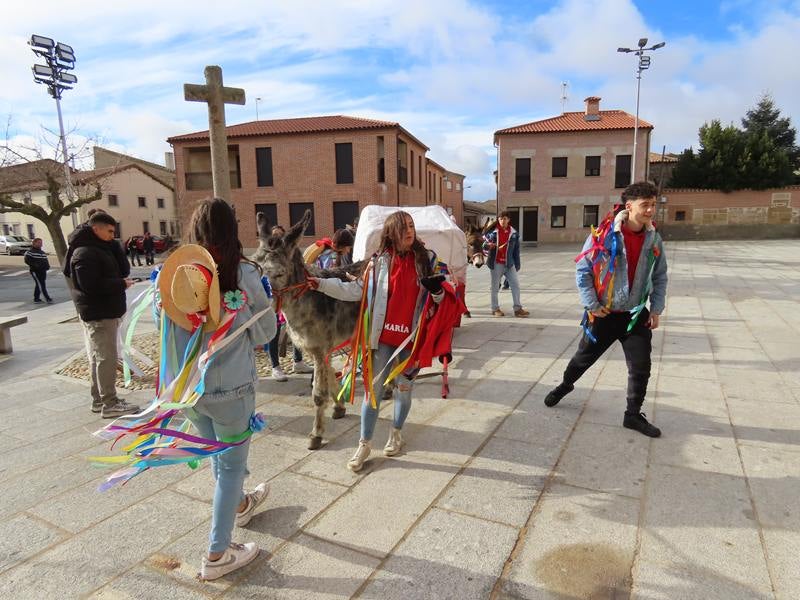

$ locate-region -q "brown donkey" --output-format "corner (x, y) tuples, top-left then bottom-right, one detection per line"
(252, 210), (364, 449)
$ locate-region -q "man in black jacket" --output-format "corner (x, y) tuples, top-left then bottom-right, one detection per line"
(69, 212), (139, 418)
(63, 208), (130, 279)
(24, 238), (53, 303)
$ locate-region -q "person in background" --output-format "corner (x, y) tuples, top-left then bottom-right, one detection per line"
(316, 228), (354, 270)
(24, 238), (52, 303)
(483, 210), (529, 318)
(68, 212), (139, 418)
(142, 231), (155, 266)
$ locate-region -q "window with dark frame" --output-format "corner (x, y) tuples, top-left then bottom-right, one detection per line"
(418, 155), (422, 189)
(582, 205), (599, 228)
(675, 210), (686, 222)
(255, 147), (273, 187)
(335, 143), (353, 184)
(333, 201), (359, 230)
(551, 206), (566, 228)
(157, 198), (165, 209)
(254, 203), (278, 231)
(551, 157), (568, 178)
(410, 150), (415, 187)
(398, 140), (408, 185)
(159, 221), (167, 235)
(138, 196), (146, 208)
(585, 156), (601, 176)
(108, 194), (118, 207)
(114, 222), (121, 239)
(289, 202), (315, 236)
(615, 155), (632, 188)
(142, 221), (149, 233)
(515, 158), (531, 191)
(377, 136), (385, 183)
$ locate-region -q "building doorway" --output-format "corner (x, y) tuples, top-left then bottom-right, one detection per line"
(522, 208), (538, 243)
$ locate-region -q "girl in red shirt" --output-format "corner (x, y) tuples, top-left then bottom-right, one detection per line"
(312, 211), (447, 471)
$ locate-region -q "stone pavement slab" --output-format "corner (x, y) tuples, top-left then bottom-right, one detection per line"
(1, 241), (799, 598)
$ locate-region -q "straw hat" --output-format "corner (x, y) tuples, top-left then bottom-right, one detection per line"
(158, 244), (221, 331)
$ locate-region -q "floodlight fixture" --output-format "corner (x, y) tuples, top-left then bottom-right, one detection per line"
(617, 47), (632, 53)
(33, 64), (54, 78)
(29, 34), (79, 226)
(652, 42), (666, 50)
(638, 37), (648, 47)
(29, 34), (55, 49)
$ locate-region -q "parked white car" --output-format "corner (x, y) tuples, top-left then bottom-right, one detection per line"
(0, 235), (33, 255)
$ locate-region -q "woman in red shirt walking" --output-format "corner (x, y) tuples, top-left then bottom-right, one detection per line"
(311, 211), (447, 471)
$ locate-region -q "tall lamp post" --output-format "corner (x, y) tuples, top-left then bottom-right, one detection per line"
(29, 34), (78, 226)
(617, 38), (665, 184)
(255, 97), (262, 120)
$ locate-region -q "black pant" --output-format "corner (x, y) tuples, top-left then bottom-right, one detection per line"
(31, 268), (51, 301)
(130, 250), (141, 266)
(562, 309), (652, 415)
(145, 251), (155, 266)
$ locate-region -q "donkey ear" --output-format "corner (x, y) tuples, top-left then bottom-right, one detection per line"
(256, 212), (271, 238)
(284, 215), (306, 248)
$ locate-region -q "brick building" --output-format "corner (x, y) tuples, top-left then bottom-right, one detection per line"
(494, 96), (652, 244)
(167, 115), (465, 247)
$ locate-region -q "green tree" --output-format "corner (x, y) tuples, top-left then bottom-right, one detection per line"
(741, 93), (799, 168)
(668, 147), (704, 188)
(739, 129), (794, 190)
(696, 120), (746, 192)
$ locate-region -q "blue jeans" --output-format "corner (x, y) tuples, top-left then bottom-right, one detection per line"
(264, 319), (303, 368)
(361, 343), (414, 441)
(186, 384), (255, 553)
(490, 263), (522, 311)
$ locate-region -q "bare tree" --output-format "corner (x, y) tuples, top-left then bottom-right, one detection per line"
(0, 121), (106, 265)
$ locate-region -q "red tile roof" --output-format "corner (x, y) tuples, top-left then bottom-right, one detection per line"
(495, 110), (653, 136)
(649, 151), (679, 163)
(167, 115), (428, 149)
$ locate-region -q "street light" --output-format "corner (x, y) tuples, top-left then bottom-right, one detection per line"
(255, 97), (262, 120)
(618, 37), (665, 184)
(29, 34), (79, 225)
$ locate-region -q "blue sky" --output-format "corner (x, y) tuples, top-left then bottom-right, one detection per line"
(2, 0), (799, 201)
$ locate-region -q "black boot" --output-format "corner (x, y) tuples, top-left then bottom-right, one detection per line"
(623, 412), (661, 438)
(544, 382), (574, 407)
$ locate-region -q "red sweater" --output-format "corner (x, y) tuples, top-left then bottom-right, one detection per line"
(622, 224), (645, 288)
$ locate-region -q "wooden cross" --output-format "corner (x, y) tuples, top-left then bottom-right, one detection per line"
(184, 65), (246, 202)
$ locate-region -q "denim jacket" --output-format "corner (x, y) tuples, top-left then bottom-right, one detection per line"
(483, 226), (521, 271)
(171, 262), (276, 398)
(315, 249), (445, 347)
(576, 210), (668, 315)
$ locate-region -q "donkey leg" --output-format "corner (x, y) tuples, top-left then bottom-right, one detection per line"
(328, 363), (347, 419)
(308, 358), (328, 450)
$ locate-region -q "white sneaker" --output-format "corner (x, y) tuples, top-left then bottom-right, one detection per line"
(199, 542), (259, 581)
(347, 440), (371, 472)
(236, 483), (269, 527)
(293, 360), (313, 374)
(271, 366), (288, 382)
(383, 428), (404, 457)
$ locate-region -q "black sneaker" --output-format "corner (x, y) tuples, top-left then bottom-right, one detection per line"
(544, 382), (574, 407)
(623, 412), (661, 438)
(34, 298), (43, 303)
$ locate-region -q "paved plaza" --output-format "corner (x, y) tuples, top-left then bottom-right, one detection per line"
(0, 240), (798, 599)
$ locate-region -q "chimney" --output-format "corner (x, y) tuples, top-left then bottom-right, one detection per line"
(164, 151), (175, 171)
(584, 96), (601, 121)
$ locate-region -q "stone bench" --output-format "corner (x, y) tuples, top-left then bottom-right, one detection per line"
(0, 315), (28, 353)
